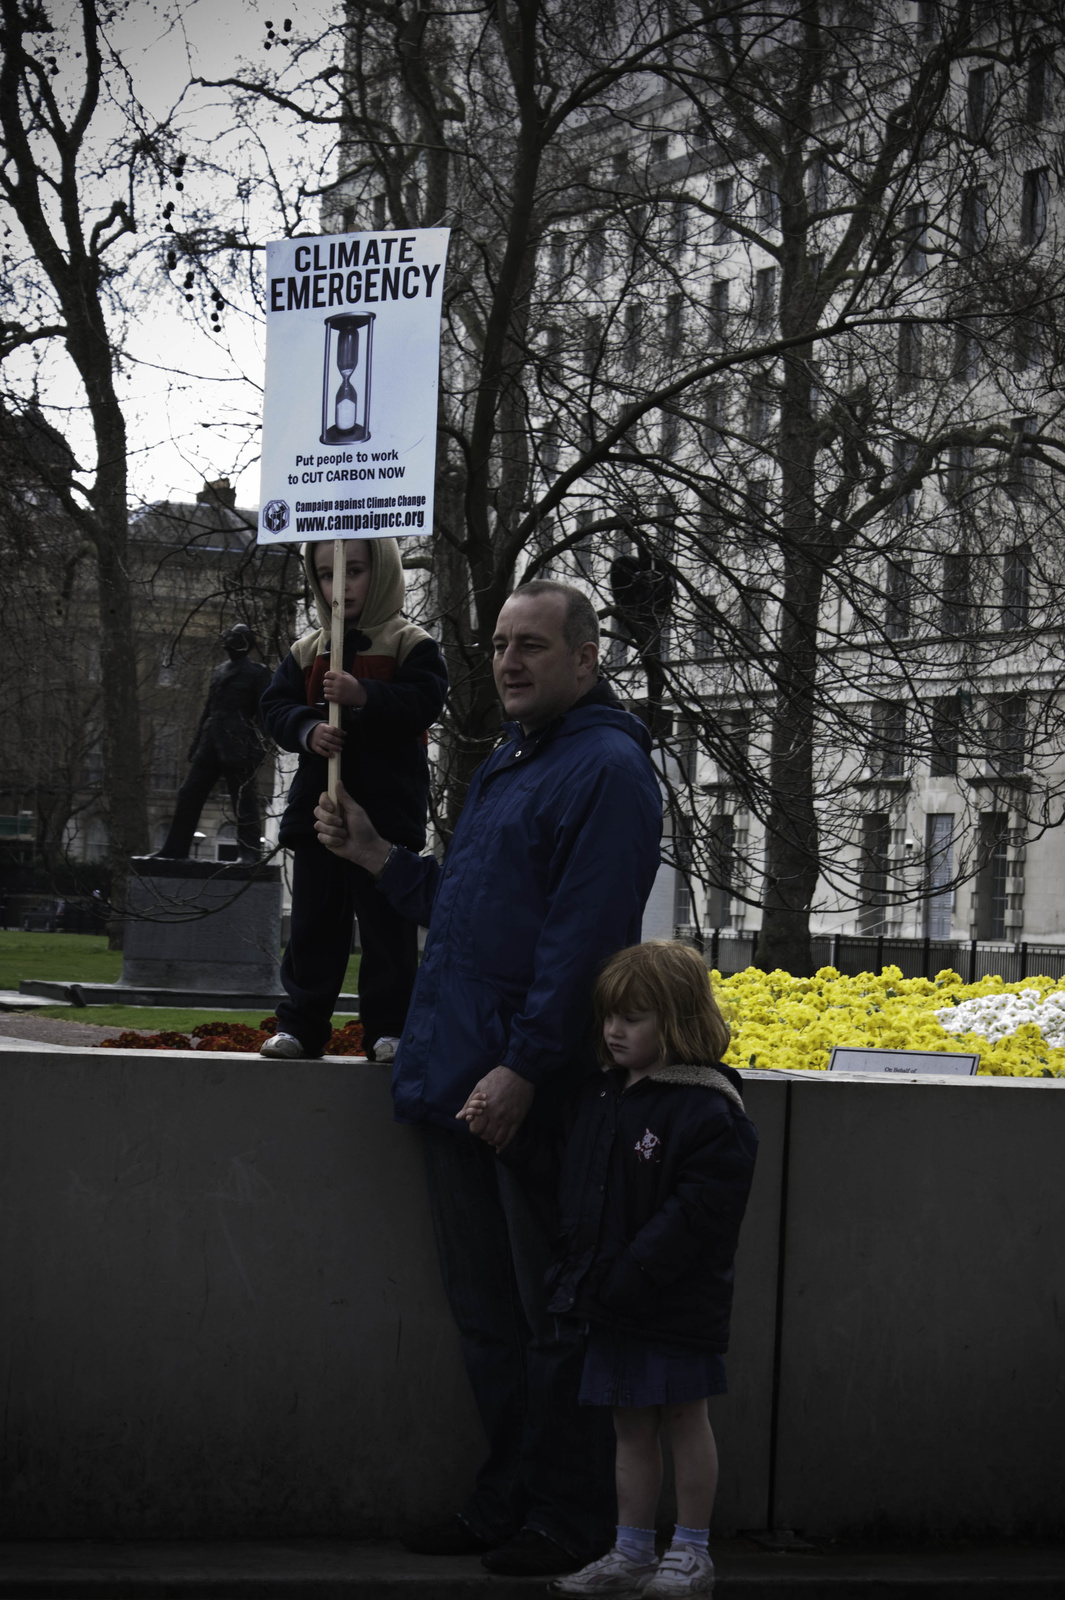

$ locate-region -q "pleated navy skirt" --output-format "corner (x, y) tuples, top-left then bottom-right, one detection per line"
(578, 1325), (727, 1407)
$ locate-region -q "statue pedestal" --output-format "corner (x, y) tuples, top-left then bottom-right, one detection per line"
(120, 857), (282, 994)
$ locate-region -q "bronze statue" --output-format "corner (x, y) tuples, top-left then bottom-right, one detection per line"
(156, 624), (273, 862)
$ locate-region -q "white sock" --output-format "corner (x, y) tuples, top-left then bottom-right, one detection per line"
(616, 1524), (656, 1563)
(671, 1524), (710, 1553)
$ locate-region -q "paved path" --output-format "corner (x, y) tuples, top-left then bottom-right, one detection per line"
(0, 1539), (1062, 1598)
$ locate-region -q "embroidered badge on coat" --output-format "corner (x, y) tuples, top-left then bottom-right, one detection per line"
(634, 1128), (661, 1162)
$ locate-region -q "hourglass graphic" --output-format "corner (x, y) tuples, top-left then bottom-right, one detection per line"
(320, 313), (375, 444)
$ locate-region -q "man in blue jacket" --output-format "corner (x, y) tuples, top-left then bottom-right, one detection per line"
(314, 579), (663, 1577)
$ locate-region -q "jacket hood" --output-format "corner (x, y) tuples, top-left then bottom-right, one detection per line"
(504, 681), (653, 756)
(291, 537), (431, 669)
(302, 537), (406, 639)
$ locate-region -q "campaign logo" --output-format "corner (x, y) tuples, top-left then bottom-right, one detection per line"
(634, 1128), (661, 1162)
(262, 499), (290, 533)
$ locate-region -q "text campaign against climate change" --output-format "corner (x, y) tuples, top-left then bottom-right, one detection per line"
(257, 228), (450, 545)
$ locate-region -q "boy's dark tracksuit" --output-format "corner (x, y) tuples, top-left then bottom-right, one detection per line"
(260, 539), (447, 1056)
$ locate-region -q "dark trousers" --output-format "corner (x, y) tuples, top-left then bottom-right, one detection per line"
(278, 837), (419, 1055)
(160, 756), (262, 859)
(420, 1124), (615, 1561)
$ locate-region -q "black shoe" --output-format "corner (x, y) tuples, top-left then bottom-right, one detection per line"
(401, 1515), (499, 1556)
(481, 1528), (582, 1576)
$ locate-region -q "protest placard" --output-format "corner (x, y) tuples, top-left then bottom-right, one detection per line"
(257, 227), (450, 546)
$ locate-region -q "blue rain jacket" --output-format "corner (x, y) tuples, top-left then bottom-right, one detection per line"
(379, 684), (663, 1129)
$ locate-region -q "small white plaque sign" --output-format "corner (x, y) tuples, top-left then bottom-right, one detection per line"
(827, 1046), (979, 1077)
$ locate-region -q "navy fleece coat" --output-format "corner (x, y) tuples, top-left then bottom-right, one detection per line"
(546, 1062), (758, 1352)
(379, 683), (663, 1128)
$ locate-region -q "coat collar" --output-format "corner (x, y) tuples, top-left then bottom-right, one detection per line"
(609, 1062), (745, 1113)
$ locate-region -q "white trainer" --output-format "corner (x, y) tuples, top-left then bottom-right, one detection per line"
(259, 1031), (313, 1059)
(371, 1035), (401, 1063)
(644, 1547), (714, 1596)
(549, 1546), (659, 1596)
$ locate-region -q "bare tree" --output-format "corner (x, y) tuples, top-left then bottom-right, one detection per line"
(214, 0), (1065, 971)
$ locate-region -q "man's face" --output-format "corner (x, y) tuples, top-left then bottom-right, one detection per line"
(314, 539), (373, 622)
(491, 593), (598, 731)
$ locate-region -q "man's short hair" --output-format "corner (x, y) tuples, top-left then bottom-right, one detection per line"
(515, 579), (600, 652)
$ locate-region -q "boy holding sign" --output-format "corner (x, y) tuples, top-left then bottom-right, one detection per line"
(260, 536), (447, 1060)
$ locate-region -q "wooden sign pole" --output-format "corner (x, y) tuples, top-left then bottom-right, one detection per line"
(327, 537), (347, 804)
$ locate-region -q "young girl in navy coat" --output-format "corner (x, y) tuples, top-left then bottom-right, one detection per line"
(546, 941), (757, 1597)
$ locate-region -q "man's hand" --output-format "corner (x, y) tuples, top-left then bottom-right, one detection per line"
(456, 1065), (534, 1152)
(323, 669), (367, 708)
(314, 780), (392, 875)
(309, 721), (345, 758)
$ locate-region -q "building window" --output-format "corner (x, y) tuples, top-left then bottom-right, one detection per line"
(858, 812), (891, 934)
(586, 229), (605, 284)
(891, 436), (917, 517)
(986, 693), (1028, 775)
(756, 164), (780, 230)
(713, 178), (734, 243)
(959, 185), (988, 256)
(940, 553), (971, 634)
(807, 155), (829, 215)
(1020, 167), (1050, 246)
(702, 386), (725, 453)
(944, 444), (974, 503)
(541, 428), (560, 480)
(974, 812), (1009, 940)
(151, 727), (180, 793)
(582, 314), (602, 375)
(1026, 47), (1050, 123)
(1001, 545), (1031, 629)
(966, 65), (995, 141)
(1015, 313), (1043, 371)
(917, 1), (939, 43)
(1007, 414), (1038, 498)
(901, 202), (927, 274)
(664, 294), (683, 357)
(547, 232), (567, 291)
(885, 559), (914, 639)
(897, 319), (922, 392)
(951, 314), (980, 381)
(622, 301), (643, 372)
(754, 266), (777, 332)
(870, 701), (907, 778)
(669, 205), (688, 256)
(748, 384), (773, 441)
(930, 695), (960, 776)
(924, 813), (954, 940)
(659, 405), (680, 456)
(706, 814), (737, 929)
(710, 277), (730, 343)
(693, 596), (715, 659)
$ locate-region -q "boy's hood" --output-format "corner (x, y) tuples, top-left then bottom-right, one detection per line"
(291, 537), (432, 669)
(302, 537), (405, 638)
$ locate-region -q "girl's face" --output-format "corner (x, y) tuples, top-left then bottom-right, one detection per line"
(603, 1009), (663, 1084)
(315, 539), (373, 622)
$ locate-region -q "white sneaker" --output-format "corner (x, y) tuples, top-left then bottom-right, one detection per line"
(549, 1546), (659, 1596)
(371, 1035), (401, 1063)
(260, 1031), (314, 1059)
(644, 1547), (714, 1596)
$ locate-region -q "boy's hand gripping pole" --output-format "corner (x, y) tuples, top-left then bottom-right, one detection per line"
(327, 538), (346, 804)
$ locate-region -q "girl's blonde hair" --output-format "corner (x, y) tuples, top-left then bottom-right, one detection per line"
(594, 940), (730, 1067)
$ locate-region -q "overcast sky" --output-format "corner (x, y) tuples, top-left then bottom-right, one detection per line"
(30, 0), (338, 512)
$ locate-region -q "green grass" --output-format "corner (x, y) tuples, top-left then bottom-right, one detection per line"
(0, 930), (120, 989)
(0, 931), (361, 1032)
(29, 1005), (359, 1031)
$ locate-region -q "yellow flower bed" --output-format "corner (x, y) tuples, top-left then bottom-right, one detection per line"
(714, 965), (1065, 1078)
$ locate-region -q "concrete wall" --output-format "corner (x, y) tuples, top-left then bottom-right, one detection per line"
(1, 1051), (1063, 1541)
